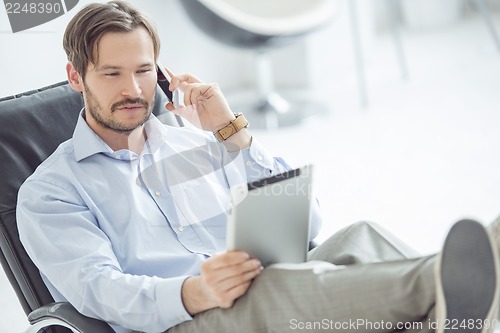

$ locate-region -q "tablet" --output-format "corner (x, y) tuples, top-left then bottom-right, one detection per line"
(227, 165), (313, 266)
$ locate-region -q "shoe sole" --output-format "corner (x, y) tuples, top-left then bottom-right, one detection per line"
(435, 219), (499, 333)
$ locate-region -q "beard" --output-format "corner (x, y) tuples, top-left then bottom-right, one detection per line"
(83, 83), (154, 133)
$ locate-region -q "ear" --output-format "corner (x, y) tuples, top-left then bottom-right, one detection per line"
(66, 62), (84, 92)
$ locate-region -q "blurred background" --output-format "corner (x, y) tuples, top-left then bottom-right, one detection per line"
(1, 0), (500, 330)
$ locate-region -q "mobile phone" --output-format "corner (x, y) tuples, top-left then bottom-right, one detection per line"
(156, 62), (182, 108)
(156, 62), (173, 102)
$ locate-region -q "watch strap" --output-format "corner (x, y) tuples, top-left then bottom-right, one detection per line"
(213, 113), (249, 142)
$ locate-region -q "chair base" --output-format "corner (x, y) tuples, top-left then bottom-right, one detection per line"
(226, 89), (330, 130)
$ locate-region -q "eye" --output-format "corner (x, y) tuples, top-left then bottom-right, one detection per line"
(105, 72), (119, 77)
(138, 69), (152, 74)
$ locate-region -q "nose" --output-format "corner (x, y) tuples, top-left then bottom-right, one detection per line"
(121, 74), (142, 98)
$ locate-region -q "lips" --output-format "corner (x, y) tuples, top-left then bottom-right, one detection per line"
(119, 104), (144, 109)
(113, 102), (146, 113)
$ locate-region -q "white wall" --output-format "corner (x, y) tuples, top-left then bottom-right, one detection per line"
(0, 3), (69, 96)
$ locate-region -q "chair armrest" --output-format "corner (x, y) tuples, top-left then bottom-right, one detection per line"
(27, 302), (114, 333)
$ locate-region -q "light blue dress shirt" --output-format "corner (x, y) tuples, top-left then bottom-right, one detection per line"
(17, 112), (322, 333)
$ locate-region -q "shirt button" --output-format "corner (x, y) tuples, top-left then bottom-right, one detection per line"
(178, 226), (184, 232)
(115, 154), (121, 159)
(246, 161), (252, 166)
(257, 155), (263, 161)
(178, 316), (186, 321)
(155, 191), (161, 196)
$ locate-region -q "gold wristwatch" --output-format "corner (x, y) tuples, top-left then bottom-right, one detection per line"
(213, 113), (249, 142)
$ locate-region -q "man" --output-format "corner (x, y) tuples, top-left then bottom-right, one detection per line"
(16, 1), (500, 333)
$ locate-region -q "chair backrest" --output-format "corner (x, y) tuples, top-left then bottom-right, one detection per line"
(198, 0), (337, 35)
(0, 82), (178, 324)
(179, 0), (338, 49)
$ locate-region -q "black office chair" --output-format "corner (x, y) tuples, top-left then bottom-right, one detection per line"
(0, 82), (179, 333)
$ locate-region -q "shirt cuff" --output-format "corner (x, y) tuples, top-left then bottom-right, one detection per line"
(155, 276), (193, 329)
(240, 139), (278, 181)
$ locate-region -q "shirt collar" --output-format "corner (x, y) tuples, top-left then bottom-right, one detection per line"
(73, 109), (169, 162)
(142, 113), (169, 155)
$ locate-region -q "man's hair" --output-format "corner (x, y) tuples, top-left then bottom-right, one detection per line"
(63, 1), (160, 80)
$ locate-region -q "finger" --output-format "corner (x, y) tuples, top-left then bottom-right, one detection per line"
(159, 67), (176, 92)
(219, 265), (262, 289)
(165, 102), (175, 111)
(206, 258), (262, 286)
(165, 67), (175, 80)
(179, 82), (194, 106)
(172, 105), (202, 126)
(218, 268), (262, 307)
(181, 82), (207, 108)
(203, 251), (251, 271)
(218, 281), (252, 309)
(170, 72), (203, 89)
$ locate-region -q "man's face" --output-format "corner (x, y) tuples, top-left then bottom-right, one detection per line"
(81, 26), (157, 133)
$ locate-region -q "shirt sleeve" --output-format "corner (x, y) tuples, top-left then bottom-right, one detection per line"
(17, 179), (192, 332)
(239, 139), (289, 182)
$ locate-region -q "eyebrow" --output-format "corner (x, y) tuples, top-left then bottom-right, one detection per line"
(95, 63), (154, 72)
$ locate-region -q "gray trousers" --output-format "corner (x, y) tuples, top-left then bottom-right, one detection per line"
(167, 221), (437, 333)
